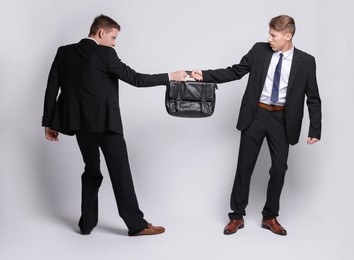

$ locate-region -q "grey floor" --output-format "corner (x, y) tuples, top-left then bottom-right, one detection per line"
(1, 199), (350, 260)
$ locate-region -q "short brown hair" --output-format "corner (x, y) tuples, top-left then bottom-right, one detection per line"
(88, 14), (121, 36)
(269, 15), (296, 36)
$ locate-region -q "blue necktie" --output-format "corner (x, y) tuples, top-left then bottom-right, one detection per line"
(271, 53), (283, 104)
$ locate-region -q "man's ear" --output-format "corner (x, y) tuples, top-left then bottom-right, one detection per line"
(286, 32), (293, 41)
(98, 29), (104, 39)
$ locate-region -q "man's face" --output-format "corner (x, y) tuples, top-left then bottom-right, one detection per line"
(99, 28), (119, 47)
(268, 28), (292, 52)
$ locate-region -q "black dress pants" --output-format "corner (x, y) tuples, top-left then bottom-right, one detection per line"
(228, 107), (289, 220)
(76, 132), (148, 235)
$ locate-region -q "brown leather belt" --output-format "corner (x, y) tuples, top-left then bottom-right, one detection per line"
(258, 102), (285, 111)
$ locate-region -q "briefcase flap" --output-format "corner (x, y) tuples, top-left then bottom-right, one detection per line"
(168, 81), (216, 101)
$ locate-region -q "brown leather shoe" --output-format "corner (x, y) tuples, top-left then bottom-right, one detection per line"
(224, 219), (244, 235)
(262, 218), (287, 236)
(136, 223), (165, 236)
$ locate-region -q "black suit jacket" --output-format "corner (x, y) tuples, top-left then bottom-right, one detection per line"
(203, 42), (321, 145)
(42, 39), (169, 135)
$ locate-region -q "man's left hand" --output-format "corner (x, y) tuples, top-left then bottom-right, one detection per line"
(45, 127), (59, 141)
(307, 137), (319, 145)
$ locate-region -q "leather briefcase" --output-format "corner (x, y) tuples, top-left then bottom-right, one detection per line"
(165, 81), (218, 118)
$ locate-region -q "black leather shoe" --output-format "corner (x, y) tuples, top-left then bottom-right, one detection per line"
(80, 230), (91, 235)
(223, 219), (244, 235)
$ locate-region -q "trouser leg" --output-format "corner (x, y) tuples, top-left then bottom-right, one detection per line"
(76, 133), (103, 233)
(99, 133), (148, 235)
(229, 111), (266, 220)
(262, 111), (289, 218)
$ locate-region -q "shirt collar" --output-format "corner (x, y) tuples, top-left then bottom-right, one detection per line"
(283, 47), (294, 59)
(86, 37), (99, 45)
(275, 47), (294, 59)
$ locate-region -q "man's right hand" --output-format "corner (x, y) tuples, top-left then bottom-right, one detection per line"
(45, 127), (59, 141)
(191, 70), (203, 81)
(169, 70), (188, 81)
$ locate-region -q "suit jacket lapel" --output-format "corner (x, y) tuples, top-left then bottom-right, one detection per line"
(260, 50), (273, 94)
(287, 48), (301, 95)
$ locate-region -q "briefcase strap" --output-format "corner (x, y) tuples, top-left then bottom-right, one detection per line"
(176, 82), (181, 111)
(200, 82), (206, 114)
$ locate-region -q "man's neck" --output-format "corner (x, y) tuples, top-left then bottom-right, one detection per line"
(87, 36), (99, 44)
(281, 42), (293, 52)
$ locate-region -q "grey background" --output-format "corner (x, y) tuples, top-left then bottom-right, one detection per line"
(1, 0), (353, 259)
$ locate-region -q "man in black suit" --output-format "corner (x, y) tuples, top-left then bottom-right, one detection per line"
(42, 14), (187, 236)
(191, 15), (321, 236)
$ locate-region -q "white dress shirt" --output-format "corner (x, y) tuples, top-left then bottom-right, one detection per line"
(259, 47), (294, 106)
